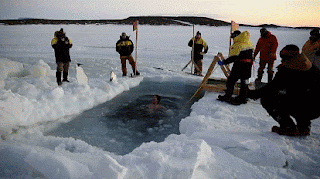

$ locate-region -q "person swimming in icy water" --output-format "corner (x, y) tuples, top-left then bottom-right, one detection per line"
(147, 95), (166, 115)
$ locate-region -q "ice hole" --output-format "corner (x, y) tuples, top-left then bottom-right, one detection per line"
(45, 79), (202, 155)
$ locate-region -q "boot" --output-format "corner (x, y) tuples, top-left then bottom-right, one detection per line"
(268, 73), (274, 83)
(62, 72), (69, 82)
(230, 96), (248, 105)
(132, 67), (140, 76)
(217, 94), (232, 102)
(272, 126), (298, 136)
(134, 71), (140, 76)
(236, 81), (248, 103)
(297, 125), (311, 136)
(255, 74), (262, 83)
(56, 71), (62, 86)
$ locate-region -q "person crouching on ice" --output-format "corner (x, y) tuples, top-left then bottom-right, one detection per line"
(248, 44), (320, 136)
(116, 32), (140, 76)
(217, 30), (254, 105)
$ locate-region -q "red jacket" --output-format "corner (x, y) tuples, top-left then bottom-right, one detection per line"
(254, 32), (278, 62)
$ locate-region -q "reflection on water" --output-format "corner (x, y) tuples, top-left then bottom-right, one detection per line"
(46, 80), (202, 155)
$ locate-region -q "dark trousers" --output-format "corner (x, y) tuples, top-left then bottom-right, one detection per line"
(257, 60), (275, 82)
(225, 72), (249, 100)
(261, 94), (312, 130)
(56, 62), (70, 73)
(56, 62), (70, 83)
(120, 55), (136, 75)
(194, 58), (202, 75)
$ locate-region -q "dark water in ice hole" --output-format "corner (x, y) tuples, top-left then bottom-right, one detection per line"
(45, 80), (203, 155)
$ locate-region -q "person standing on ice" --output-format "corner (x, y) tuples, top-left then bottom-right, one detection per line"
(253, 28), (278, 83)
(51, 28), (72, 86)
(116, 32), (140, 76)
(302, 28), (320, 69)
(188, 31), (208, 76)
(249, 44), (320, 136)
(217, 30), (254, 105)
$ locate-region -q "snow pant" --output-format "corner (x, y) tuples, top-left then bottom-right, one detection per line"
(56, 62), (70, 73)
(193, 58), (202, 75)
(260, 93), (318, 131)
(56, 62), (70, 83)
(257, 59), (275, 83)
(224, 72), (249, 101)
(120, 55), (136, 76)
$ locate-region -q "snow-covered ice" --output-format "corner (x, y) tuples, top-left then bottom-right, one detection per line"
(0, 24), (319, 178)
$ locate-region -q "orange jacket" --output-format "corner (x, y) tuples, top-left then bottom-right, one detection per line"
(254, 32), (278, 62)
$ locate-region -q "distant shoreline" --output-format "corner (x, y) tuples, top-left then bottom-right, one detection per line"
(0, 16), (315, 29)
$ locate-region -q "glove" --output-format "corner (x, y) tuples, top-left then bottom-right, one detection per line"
(200, 52), (206, 55)
(218, 61), (224, 66)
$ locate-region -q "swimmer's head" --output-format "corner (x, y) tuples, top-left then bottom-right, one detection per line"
(152, 95), (161, 104)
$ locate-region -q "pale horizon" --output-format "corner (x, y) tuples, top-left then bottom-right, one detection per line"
(0, 0), (319, 27)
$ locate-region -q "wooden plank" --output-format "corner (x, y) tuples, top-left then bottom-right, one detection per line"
(200, 55), (219, 86)
(220, 65), (229, 78)
(192, 56), (219, 97)
(181, 58), (200, 72)
(217, 52), (231, 77)
(202, 84), (240, 95)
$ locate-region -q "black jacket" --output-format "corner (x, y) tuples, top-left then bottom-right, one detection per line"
(51, 37), (72, 63)
(188, 38), (208, 60)
(116, 36), (134, 56)
(251, 65), (320, 119)
(223, 49), (253, 79)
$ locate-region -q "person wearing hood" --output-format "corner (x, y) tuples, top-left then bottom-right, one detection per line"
(302, 28), (320, 69)
(217, 30), (254, 105)
(249, 44), (320, 136)
(116, 32), (139, 76)
(253, 28), (279, 83)
(188, 31), (208, 76)
(51, 28), (73, 86)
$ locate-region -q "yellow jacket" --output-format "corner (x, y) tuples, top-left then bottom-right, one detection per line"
(229, 31), (253, 57)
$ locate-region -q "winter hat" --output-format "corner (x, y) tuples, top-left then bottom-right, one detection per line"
(260, 27), (267, 33)
(196, 31), (201, 36)
(121, 32), (127, 37)
(231, 30), (241, 38)
(280, 44), (300, 60)
(280, 44), (312, 71)
(54, 31), (59, 37)
(309, 28), (320, 42)
(310, 28), (320, 36)
(260, 27), (268, 37)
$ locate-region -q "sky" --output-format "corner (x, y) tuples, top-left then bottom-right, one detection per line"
(0, 0), (319, 27)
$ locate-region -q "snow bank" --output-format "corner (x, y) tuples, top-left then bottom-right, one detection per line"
(1, 132), (127, 179)
(2, 128), (307, 179)
(0, 59), (142, 137)
(0, 58), (24, 89)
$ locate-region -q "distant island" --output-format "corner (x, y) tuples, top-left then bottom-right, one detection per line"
(0, 16), (315, 29)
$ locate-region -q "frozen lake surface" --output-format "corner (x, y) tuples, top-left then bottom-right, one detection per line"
(1, 24), (319, 178)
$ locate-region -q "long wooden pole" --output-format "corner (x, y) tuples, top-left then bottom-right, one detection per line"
(229, 23), (232, 54)
(135, 24), (138, 74)
(191, 24), (195, 74)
